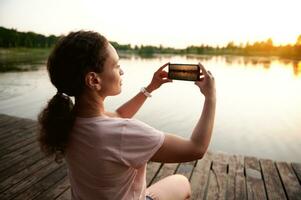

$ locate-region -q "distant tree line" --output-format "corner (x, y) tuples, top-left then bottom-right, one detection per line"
(1, 26), (300, 59)
(0, 27), (58, 48)
(112, 36), (301, 59)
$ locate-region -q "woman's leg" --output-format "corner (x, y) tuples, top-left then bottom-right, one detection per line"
(145, 174), (191, 200)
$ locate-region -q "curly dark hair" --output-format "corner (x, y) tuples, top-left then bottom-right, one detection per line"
(38, 31), (108, 163)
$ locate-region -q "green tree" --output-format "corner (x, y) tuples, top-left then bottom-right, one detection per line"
(226, 41), (236, 49)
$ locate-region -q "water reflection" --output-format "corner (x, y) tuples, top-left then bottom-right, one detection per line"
(293, 61), (301, 76)
(184, 55), (301, 77)
(0, 54), (301, 162)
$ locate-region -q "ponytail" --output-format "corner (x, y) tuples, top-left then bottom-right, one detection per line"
(37, 31), (108, 163)
(38, 92), (75, 163)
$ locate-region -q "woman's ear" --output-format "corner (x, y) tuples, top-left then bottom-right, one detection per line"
(85, 72), (102, 91)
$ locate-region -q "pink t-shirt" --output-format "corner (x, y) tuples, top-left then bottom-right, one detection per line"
(65, 115), (165, 200)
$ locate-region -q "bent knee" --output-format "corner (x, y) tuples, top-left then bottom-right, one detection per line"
(173, 174), (190, 187)
(173, 174), (191, 198)
(148, 174), (191, 200)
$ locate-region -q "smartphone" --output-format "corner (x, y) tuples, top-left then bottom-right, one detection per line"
(168, 63), (201, 81)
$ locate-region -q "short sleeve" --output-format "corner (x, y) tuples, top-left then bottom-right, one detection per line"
(120, 118), (165, 169)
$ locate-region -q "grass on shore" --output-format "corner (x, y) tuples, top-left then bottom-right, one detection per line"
(0, 48), (51, 72)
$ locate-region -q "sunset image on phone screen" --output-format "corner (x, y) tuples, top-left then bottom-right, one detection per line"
(168, 64), (200, 81)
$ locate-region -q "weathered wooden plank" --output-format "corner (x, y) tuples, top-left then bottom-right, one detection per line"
(0, 141), (38, 161)
(227, 154), (247, 200)
(0, 114), (16, 126)
(0, 135), (36, 157)
(176, 161), (196, 180)
(0, 125), (37, 147)
(0, 115), (21, 129)
(0, 161), (62, 199)
(190, 151), (212, 200)
(0, 118), (34, 138)
(206, 152), (230, 200)
(146, 162), (162, 186)
(260, 159), (287, 200)
(0, 151), (45, 183)
(292, 162), (301, 184)
(0, 122), (37, 146)
(13, 165), (67, 200)
(0, 114), (11, 120)
(276, 162), (301, 200)
(0, 120), (36, 140)
(56, 188), (71, 200)
(151, 163), (178, 184)
(0, 143), (40, 172)
(0, 126), (36, 147)
(0, 156), (52, 193)
(0, 120), (26, 137)
(245, 156), (267, 200)
(33, 175), (70, 200)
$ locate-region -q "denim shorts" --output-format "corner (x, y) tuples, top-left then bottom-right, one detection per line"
(145, 195), (154, 200)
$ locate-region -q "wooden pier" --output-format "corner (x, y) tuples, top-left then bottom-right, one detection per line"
(0, 114), (300, 200)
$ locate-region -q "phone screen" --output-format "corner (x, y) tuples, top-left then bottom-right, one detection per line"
(168, 63), (201, 81)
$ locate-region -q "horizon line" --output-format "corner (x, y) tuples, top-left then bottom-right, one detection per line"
(1, 25), (300, 49)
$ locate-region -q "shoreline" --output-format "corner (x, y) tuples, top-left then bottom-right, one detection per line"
(1, 48), (300, 73)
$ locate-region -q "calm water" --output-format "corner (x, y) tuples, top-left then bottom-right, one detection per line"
(0, 54), (301, 162)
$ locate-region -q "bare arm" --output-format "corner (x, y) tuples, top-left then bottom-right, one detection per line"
(190, 97), (216, 154)
(151, 98), (216, 163)
(151, 63), (216, 163)
(114, 63), (172, 118)
(114, 85), (154, 118)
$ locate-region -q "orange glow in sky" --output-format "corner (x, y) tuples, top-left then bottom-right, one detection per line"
(0, 0), (300, 48)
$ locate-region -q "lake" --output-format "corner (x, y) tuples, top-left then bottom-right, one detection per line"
(0, 54), (301, 162)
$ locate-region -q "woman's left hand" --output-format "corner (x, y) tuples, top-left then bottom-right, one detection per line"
(146, 63), (173, 92)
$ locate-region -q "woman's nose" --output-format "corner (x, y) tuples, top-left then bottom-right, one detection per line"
(120, 68), (124, 76)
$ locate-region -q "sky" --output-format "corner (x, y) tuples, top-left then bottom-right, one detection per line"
(0, 0), (300, 48)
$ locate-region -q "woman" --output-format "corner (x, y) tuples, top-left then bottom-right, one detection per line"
(38, 31), (216, 200)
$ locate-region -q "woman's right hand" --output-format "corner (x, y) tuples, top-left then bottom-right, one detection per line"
(194, 63), (216, 99)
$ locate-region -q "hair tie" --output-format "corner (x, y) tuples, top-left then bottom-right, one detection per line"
(56, 91), (69, 100)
